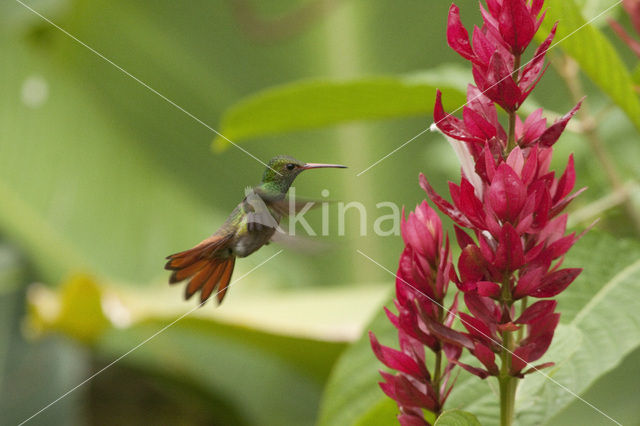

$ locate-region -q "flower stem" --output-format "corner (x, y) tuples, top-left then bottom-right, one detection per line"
(434, 348), (443, 415)
(499, 330), (518, 426)
(516, 297), (528, 343)
(433, 305), (444, 416)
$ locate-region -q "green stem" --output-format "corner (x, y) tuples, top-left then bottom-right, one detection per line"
(499, 97), (520, 423)
(433, 349), (443, 415)
(506, 110), (517, 153)
(499, 331), (518, 426)
(433, 305), (444, 417)
(516, 297), (528, 343)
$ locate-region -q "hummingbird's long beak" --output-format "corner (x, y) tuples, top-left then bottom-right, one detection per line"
(302, 163), (347, 170)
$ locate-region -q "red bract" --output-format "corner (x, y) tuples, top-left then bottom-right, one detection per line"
(373, 0), (584, 419)
(425, 0), (583, 380)
(445, 1), (551, 111)
(370, 202), (459, 423)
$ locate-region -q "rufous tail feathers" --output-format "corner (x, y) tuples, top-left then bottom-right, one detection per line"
(165, 235), (236, 304)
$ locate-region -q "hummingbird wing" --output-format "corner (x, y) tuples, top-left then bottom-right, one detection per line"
(267, 197), (318, 217)
(269, 228), (330, 253)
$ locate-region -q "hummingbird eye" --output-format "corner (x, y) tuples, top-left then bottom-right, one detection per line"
(286, 163), (295, 170)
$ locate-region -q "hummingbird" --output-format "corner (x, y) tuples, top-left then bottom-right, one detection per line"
(165, 155), (347, 305)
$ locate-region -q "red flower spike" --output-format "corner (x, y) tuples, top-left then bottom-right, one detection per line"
(527, 312), (560, 339)
(486, 0), (502, 18)
(453, 359), (492, 379)
(494, 223), (525, 271)
(538, 101), (583, 147)
(473, 342), (500, 375)
(521, 361), (555, 375)
(377, 0), (584, 414)
(530, 268), (582, 297)
(434, 90), (484, 144)
(498, 322), (520, 333)
(398, 414), (430, 426)
(464, 293), (500, 327)
(498, 0), (537, 55)
(532, 0), (545, 17)
(447, 4), (475, 60)
(513, 264), (547, 299)
(516, 300), (557, 324)
(372, 200), (461, 420)
(370, 332), (424, 377)
(554, 155), (576, 203)
(458, 244), (488, 283)
(454, 225), (475, 250)
(463, 105), (499, 140)
(518, 111), (547, 147)
(423, 315), (475, 350)
(482, 52), (522, 111)
(459, 312), (499, 350)
(519, 23), (557, 99)
(476, 281), (501, 298)
(472, 26), (498, 66)
(487, 164), (527, 223)
(420, 174), (473, 228)
(393, 375), (439, 410)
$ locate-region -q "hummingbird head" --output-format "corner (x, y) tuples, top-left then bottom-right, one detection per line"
(261, 155), (346, 193)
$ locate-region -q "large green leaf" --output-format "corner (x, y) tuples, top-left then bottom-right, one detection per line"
(26, 275), (350, 426)
(539, 0), (640, 131)
(212, 66), (469, 149)
(434, 410), (481, 426)
(317, 232), (640, 425)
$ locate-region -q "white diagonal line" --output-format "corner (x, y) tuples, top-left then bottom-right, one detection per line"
(357, 249), (621, 425)
(18, 249), (284, 426)
(14, 0), (281, 175)
(357, 0), (623, 176)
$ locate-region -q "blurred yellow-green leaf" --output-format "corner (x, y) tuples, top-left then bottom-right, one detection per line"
(27, 274), (110, 344)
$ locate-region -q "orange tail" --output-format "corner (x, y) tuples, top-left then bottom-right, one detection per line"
(165, 235), (236, 304)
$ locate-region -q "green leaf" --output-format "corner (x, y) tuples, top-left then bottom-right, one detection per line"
(434, 410), (481, 426)
(212, 66), (469, 149)
(317, 232), (640, 425)
(97, 318), (345, 426)
(27, 274), (110, 344)
(573, 0), (621, 26)
(538, 0), (640, 132)
(26, 278), (348, 426)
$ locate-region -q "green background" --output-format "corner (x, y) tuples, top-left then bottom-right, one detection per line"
(1, 0), (640, 425)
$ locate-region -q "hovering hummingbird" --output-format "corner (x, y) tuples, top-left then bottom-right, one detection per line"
(165, 155), (347, 305)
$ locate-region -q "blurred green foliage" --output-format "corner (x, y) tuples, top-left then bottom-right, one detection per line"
(2, 0), (640, 425)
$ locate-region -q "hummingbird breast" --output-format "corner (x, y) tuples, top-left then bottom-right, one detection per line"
(223, 196), (283, 258)
(231, 223), (278, 257)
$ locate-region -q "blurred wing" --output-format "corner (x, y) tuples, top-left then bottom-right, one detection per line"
(269, 197), (322, 217)
(269, 226), (331, 254)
